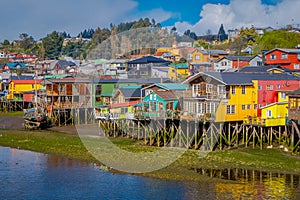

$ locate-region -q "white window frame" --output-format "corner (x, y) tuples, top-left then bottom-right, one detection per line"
(206, 84), (213, 94)
(266, 110), (272, 118)
(217, 85), (226, 98)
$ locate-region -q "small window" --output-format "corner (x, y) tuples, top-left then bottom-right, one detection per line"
(266, 85), (273, 90)
(241, 105), (246, 110)
(231, 86), (236, 94)
(294, 64), (300, 69)
(280, 92), (286, 99)
(247, 104), (251, 110)
(195, 55), (200, 60)
(226, 105), (236, 114)
(281, 54), (288, 59)
(258, 85), (262, 90)
(242, 86), (246, 94)
(254, 104), (257, 110)
(266, 110), (272, 118)
(270, 54), (276, 60)
(206, 84), (213, 94)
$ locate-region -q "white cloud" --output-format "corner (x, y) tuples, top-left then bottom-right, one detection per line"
(175, 0), (300, 35)
(0, 0), (174, 41)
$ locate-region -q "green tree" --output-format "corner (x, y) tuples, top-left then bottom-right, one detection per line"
(19, 33), (35, 52)
(254, 30), (300, 54)
(42, 31), (64, 59)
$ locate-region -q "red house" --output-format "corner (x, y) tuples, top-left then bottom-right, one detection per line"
(264, 48), (300, 70)
(256, 79), (300, 116)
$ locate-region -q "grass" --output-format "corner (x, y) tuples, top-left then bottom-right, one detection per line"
(0, 129), (299, 182)
(0, 111), (24, 116)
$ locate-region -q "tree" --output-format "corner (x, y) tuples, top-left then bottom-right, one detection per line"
(254, 30), (300, 54)
(2, 39), (10, 46)
(19, 33), (34, 51)
(42, 31), (64, 59)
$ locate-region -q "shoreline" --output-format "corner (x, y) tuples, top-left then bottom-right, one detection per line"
(0, 128), (299, 182)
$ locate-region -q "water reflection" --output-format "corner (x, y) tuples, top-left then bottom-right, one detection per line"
(192, 167), (300, 200)
(0, 146), (299, 200)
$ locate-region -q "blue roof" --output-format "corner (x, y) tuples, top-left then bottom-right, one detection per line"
(6, 62), (26, 69)
(185, 71), (300, 85)
(155, 83), (189, 90)
(128, 56), (171, 64)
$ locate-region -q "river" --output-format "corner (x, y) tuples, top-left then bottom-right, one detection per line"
(0, 146), (299, 200)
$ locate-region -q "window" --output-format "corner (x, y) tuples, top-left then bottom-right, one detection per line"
(281, 54), (288, 59)
(247, 104), (251, 110)
(254, 104), (257, 110)
(257, 61), (263, 66)
(294, 64), (300, 69)
(221, 61), (227, 66)
(231, 86), (236, 94)
(241, 104), (246, 110)
(140, 71), (148, 75)
(195, 55), (200, 60)
(206, 84), (213, 94)
(150, 102), (156, 112)
(259, 104), (263, 108)
(226, 105), (235, 114)
(217, 85), (226, 98)
(280, 92), (286, 99)
(192, 84), (201, 97)
(270, 54), (276, 60)
(276, 84), (281, 89)
(266, 110), (272, 118)
(266, 85), (273, 90)
(197, 102), (206, 114)
(258, 85), (262, 90)
(241, 86), (246, 94)
(95, 85), (102, 95)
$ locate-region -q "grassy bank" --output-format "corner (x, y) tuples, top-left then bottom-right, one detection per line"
(0, 129), (299, 181)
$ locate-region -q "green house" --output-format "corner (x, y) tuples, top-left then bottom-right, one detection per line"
(92, 79), (139, 107)
(142, 90), (179, 118)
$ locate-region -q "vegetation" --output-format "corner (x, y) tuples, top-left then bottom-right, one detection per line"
(1, 19), (300, 60)
(0, 129), (299, 182)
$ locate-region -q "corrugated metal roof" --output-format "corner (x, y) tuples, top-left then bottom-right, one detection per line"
(184, 71), (300, 86)
(128, 56), (171, 64)
(155, 90), (178, 100)
(155, 83), (189, 90)
(119, 88), (144, 98)
(238, 65), (293, 73)
(265, 48), (300, 54)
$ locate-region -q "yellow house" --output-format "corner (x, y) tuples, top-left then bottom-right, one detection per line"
(168, 64), (189, 81)
(156, 40), (181, 62)
(7, 79), (43, 100)
(192, 49), (228, 63)
(260, 91), (288, 126)
(215, 82), (258, 122)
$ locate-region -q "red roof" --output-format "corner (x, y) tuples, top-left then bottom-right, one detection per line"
(108, 100), (141, 108)
(10, 80), (42, 84)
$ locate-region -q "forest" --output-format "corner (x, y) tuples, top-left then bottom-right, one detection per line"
(1, 17), (300, 61)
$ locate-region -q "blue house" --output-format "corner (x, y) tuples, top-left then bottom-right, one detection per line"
(142, 90), (179, 118)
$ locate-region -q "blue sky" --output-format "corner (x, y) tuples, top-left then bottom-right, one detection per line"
(0, 0), (297, 41)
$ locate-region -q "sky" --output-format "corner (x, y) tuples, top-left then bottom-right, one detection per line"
(0, 0), (299, 41)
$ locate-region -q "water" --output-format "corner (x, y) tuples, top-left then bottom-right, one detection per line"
(0, 147), (299, 200)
